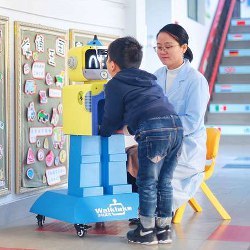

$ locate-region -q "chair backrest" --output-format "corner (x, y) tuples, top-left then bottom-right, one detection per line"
(204, 127), (221, 180)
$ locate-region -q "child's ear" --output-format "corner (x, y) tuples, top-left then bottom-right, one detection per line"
(110, 61), (118, 72)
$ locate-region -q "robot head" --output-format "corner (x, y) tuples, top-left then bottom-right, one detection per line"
(68, 35), (109, 82)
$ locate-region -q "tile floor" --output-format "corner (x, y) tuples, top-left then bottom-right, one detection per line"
(0, 141), (250, 250)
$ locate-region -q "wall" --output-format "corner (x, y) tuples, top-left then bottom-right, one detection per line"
(240, 0), (250, 17)
(142, 0), (172, 72)
(171, 0), (219, 69)
(143, 0), (219, 73)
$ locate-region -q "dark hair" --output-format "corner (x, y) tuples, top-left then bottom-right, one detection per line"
(108, 36), (143, 69)
(156, 24), (193, 62)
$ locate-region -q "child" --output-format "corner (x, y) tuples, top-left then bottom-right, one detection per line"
(99, 36), (183, 245)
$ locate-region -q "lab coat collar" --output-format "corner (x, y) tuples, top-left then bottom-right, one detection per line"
(166, 59), (191, 95)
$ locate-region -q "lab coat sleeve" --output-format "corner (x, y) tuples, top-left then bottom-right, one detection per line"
(180, 75), (209, 136)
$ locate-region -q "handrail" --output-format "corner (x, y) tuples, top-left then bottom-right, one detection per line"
(198, 0), (236, 95)
(208, 0), (236, 95)
(198, 0), (226, 75)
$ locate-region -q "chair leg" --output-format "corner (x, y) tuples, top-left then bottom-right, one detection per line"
(172, 203), (187, 224)
(188, 198), (202, 212)
(200, 181), (231, 220)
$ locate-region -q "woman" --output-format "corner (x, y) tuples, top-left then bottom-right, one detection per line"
(154, 24), (210, 210)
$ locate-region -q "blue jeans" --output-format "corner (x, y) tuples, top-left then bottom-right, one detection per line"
(135, 115), (183, 218)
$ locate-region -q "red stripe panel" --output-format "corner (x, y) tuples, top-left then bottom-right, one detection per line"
(208, 225), (250, 242)
(237, 20), (246, 26)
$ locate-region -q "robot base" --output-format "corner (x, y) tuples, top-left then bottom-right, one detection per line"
(30, 189), (139, 225)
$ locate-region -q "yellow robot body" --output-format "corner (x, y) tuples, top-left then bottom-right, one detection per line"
(63, 42), (108, 135)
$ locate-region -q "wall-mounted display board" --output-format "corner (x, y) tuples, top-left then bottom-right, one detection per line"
(0, 16), (10, 196)
(15, 22), (68, 193)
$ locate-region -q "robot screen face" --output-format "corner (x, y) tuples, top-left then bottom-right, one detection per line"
(85, 49), (108, 70)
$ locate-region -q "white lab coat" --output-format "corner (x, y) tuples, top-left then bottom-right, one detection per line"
(154, 59), (210, 210)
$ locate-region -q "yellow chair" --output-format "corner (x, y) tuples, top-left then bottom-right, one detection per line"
(172, 127), (231, 223)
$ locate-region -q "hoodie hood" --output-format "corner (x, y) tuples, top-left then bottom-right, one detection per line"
(114, 68), (157, 87)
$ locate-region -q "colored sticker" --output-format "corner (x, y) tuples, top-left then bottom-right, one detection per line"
(35, 34), (45, 53)
(48, 49), (56, 66)
(24, 80), (36, 95)
(32, 61), (45, 79)
(45, 72), (54, 85)
(26, 168), (35, 180)
(37, 149), (45, 161)
(27, 147), (35, 165)
(57, 103), (63, 114)
(23, 63), (30, 75)
(55, 71), (65, 88)
(54, 156), (60, 166)
(45, 150), (54, 167)
(51, 108), (59, 126)
(39, 90), (48, 104)
(56, 38), (66, 57)
(237, 20), (246, 26)
(27, 102), (36, 122)
(21, 37), (32, 59)
(29, 127), (53, 144)
(36, 139), (41, 148)
(48, 88), (61, 98)
(33, 52), (39, 61)
(52, 127), (65, 149)
(45, 166), (66, 186)
(224, 67), (235, 74)
(44, 137), (49, 149)
(37, 110), (50, 123)
(229, 50), (239, 56)
(59, 150), (67, 163)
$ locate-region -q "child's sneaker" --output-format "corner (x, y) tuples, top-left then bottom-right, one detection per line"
(127, 223), (158, 245)
(156, 225), (172, 244)
(128, 217), (140, 225)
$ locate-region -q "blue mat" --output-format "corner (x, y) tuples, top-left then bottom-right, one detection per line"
(223, 164), (250, 169)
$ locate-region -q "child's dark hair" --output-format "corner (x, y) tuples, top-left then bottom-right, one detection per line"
(108, 36), (143, 69)
(156, 24), (193, 62)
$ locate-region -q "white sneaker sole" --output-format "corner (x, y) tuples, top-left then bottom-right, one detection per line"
(128, 239), (158, 245)
(158, 239), (172, 244)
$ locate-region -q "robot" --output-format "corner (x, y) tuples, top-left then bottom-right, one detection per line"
(30, 36), (139, 237)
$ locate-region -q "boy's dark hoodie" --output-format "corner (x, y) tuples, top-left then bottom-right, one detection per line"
(100, 68), (176, 137)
